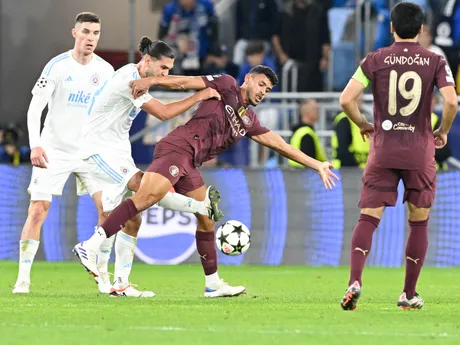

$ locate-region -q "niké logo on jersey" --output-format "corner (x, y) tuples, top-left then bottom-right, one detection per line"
(68, 91), (92, 107)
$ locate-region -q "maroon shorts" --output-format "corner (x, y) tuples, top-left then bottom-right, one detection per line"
(359, 162), (436, 209)
(146, 141), (204, 195)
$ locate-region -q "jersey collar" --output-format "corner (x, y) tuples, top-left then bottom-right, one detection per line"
(393, 42), (420, 46)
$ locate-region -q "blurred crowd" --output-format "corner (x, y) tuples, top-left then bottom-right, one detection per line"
(157, 0), (460, 93)
(159, 0), (330, 92)
(0, 123), (30, 165)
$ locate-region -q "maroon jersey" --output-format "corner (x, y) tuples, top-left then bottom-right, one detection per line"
(359, 42), (455, 170)
(166, 74), (269, 167)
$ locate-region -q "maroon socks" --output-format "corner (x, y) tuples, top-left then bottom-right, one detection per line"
(196, 231), (218, 276)
(403, 219), (429, 298)
(348, 214), (380, 286)
(101, 199), (139, 237)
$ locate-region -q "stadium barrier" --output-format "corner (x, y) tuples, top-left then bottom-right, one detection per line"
(1, 165), (460, 267)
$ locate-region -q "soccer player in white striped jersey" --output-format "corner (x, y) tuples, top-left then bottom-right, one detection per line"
(13, 13), (218, 295)
(73, 36), (223, 297)
(12, 12), (113, 294)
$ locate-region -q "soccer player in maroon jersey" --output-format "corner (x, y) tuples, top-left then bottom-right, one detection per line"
(74, 65), (339, 297)
(339, 2), (458, 310)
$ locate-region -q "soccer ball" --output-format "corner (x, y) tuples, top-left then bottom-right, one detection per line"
(215, 220), (251, 256)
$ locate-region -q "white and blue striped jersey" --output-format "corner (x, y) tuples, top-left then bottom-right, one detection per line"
(32, 50), (114, 157)
(81, 63), (152, 158)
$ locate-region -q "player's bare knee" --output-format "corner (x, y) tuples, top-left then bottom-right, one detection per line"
(407, 203), (430, 221)
(28, 201), (50, 225)
(361, 207), (384, 219)
(128, 171), (143, 192)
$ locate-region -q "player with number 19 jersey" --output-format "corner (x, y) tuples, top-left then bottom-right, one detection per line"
(354, 42), (455, 208)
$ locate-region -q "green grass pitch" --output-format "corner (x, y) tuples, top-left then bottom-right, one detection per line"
(1, 261), (459, 345)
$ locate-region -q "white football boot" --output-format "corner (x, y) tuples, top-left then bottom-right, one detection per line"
(73, 242), (99, 278)
(109, 281), (155, 298)
(204, 279), (246, 298)
(12, 281), (30, 294)
(397, 292), (424, 310)
(94, 272), (112, 294)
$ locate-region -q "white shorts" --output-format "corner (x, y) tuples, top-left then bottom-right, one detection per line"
(81, 153), (140, 212)
(28, 158), (101, 202)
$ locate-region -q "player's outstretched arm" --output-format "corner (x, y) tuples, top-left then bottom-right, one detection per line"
(131, 76), (207, 99)
(251, 130), (339, 190)
(27, 95), (49, 168)
(140, 87), (221, 121)
(434, 85), (458, 148)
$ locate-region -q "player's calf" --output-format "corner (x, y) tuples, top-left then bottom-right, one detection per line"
(113, 215), (142, 285)
(13, 200), (50, 294)
(186, 186), (245, 297)
(22, 200), (50, 240)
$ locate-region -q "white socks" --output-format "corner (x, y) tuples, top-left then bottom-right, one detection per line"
(205, 272), (221, 288)
(157, 192), (207, 215)
(17, 239), (40, 283)
(97, 235), (115, 274)
(86, 227), (108, 250)
(114, 231), (137, 286)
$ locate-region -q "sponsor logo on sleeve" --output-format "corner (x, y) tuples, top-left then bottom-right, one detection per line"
(36, 77), (48, 89)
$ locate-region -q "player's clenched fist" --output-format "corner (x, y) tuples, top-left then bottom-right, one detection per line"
(197, 87), (221, 101)
(30, 147), (49, 169)
(130, 79), (150, 99)
(359, 122), (374, 142)
(317, 161), (339, 190)
(433, 129), (448, 149)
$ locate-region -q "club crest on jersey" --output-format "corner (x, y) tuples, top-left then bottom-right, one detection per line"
(120, 166), (129, 175)
(33, 177), (39, 185)
(382, 120), (392, 131)
(90, 73), (100, 86)
(238, 106), (251, 126)
(169, 165), (179, 177)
